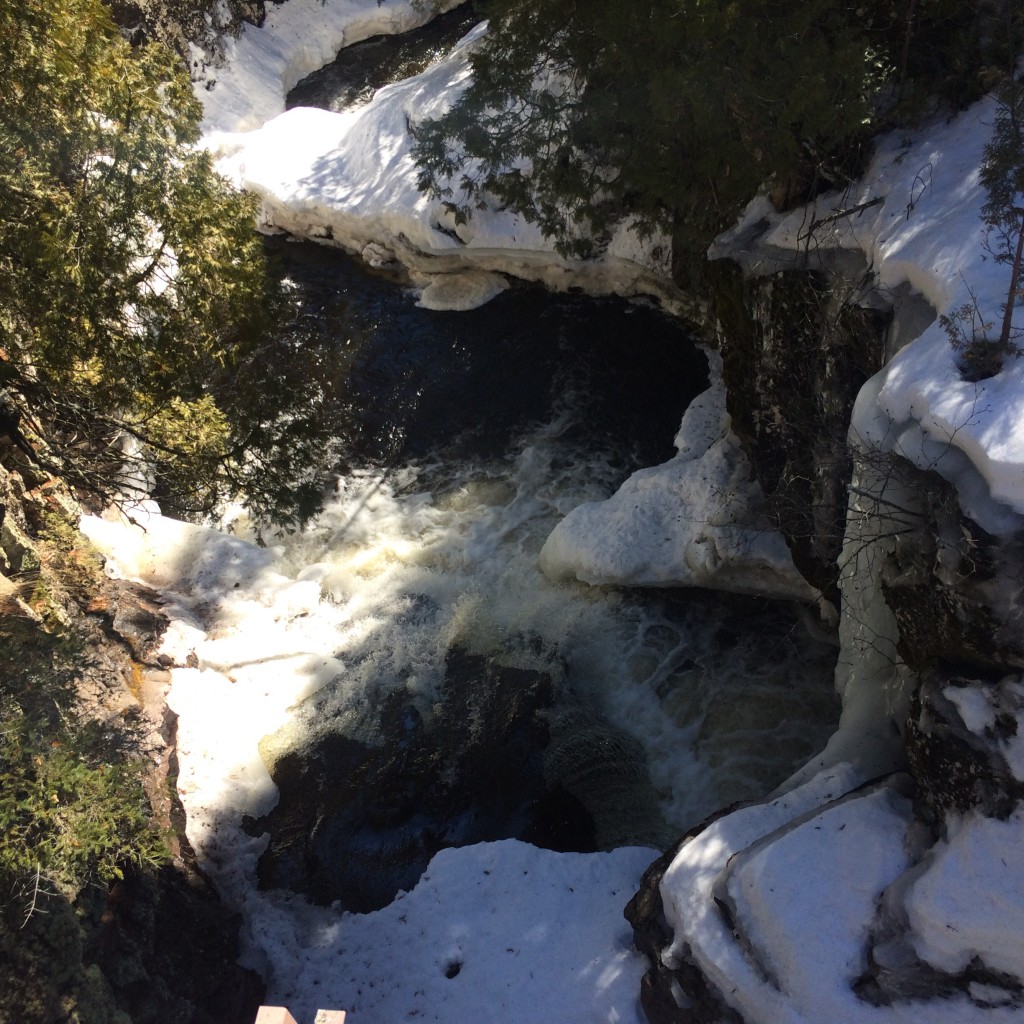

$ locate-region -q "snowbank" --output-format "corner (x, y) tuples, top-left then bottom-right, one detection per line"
(540, 350), (817, 603)
(906, 809), (1024, 982)
(199, 11), (675, 308)
(196, 0), (466, 135)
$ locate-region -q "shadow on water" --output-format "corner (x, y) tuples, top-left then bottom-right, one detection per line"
(264, 235), (710, 476)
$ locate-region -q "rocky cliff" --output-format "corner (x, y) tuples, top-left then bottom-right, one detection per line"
(625, 241), (1024, 1023)
(0, 454), (263, 1024)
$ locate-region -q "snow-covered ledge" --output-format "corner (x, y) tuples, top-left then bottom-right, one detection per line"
(713, 93), (1024, 535)
(198, 10), (677, 310)
(539, 350), (818, 604)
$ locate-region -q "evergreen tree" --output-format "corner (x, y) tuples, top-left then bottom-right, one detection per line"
(412, 0), (991, 265)
(0, 0), (328, 524)
(981, 73), (1024, 351)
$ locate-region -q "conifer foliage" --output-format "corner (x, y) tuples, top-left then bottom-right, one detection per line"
(412, 0), (987, 263)
(0, 0), (325, 523)
(980, 73), (1024, 351)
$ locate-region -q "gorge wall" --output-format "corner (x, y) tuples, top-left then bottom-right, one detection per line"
(0, 456), (263, 1024)
(626, 240), (1024, 1022)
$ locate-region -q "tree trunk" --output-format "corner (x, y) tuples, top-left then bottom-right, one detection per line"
(998, 206), (1024, 349)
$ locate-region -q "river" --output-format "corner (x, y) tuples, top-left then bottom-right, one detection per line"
(218, 16), (842, 914)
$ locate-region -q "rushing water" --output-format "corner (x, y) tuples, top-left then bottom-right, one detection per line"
(252, 237), (839, 881)
(248, 19), (842, 909)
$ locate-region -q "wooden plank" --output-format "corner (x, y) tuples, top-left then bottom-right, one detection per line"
(254, 1008), (299, 1024)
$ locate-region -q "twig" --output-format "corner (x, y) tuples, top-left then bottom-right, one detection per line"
(807, 196), (883, 233)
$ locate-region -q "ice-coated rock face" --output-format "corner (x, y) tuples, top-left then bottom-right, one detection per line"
(714, 97), (1024, 532)
(709, 262), (888, 605)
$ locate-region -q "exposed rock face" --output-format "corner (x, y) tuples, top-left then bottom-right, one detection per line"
(709, 260), (888, 607)
(907, 675), (1024, 819)
(78, 858), (265, 1024)
(626, 823), (745, 1024)
(75, 580), (267, 1024)
(0, 459), (263, 1024)
(254, 642), (575, 912)
(880, 468), (1024, 677)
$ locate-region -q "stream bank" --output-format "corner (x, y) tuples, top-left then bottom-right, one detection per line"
(0, 458), (264, 1024)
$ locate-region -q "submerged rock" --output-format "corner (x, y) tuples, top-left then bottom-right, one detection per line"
(254, 640), (666, 912)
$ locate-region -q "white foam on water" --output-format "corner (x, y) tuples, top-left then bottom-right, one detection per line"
(236, 405), (838, 834)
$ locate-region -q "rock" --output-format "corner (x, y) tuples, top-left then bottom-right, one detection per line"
(880, 467), (1024, 676)
(709, 260), (888, 605)
(626, 820), (745, 1024)
(0, 462), (40, 576)
(254, 638), (667, 911)
(80, 862), (265, 1024)
(254, 641), (585, 911)
(107, 580), (171, 664)
(907, 674), (1024, 819)
(0, 459), (262, 1023)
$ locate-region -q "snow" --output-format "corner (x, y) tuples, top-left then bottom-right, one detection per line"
(661, 768), (1024, 1023)
(410, 267), (509, 310)
(906, 809), (1024, 983)
(943, 677), (1024, 782)
(198, 10), (676, 309)
(539, 350), (817, 603)
(256, 840), (653, 1024)
(723, 786), (911, 1013)
(195, 0), (466, 136)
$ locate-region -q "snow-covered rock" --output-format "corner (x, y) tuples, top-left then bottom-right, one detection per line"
(634, 764), (1024, 1024)
(632, 90), (1024, 1024)
(715, 97), (1024, 534)
(540, 350), (818, 603)
(196, 0), (467, 135)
